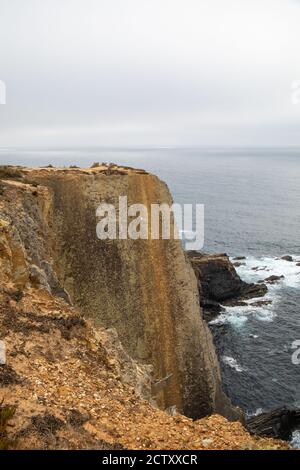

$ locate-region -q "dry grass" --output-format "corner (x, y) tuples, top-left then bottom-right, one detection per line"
(0, 400), (17, 450)
(0, 165), (23, 180)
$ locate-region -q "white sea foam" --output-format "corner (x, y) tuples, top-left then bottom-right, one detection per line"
(222, 355), (244, 372)
(290, 429), (300, 449)
(235, 255), (300, 289)
(247, 407), (264, 418)
(210, 309), (249, 327)
(210, 302), (275, 327)
(211, 255), (300, 328)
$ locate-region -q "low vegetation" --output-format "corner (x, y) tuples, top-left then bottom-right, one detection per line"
(0, 165), (23, 181)
(0, 400), (17, 449)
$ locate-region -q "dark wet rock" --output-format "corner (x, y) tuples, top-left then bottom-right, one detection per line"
(251, 300), (272, 307)
(233, 262), (245, 267)
(241, 283), (268, 299)
(281, 255), (293, 262)
(223, 300), (248, 307)
(233, 256), (246, 261)
(264, 275), (285, 284)
(188, 252), (247, 302)
(251, 266), (268, 271)
(296, 262), (300, 267)
(201, 299), (225, 322)
(187, 252), (268, 319)
(246, 406), (300, 440)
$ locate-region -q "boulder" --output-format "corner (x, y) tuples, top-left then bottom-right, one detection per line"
(251, 266), (268, 271)
(251, 300), (272, 307)
(187, 252), (268, 318)
(201, 299), (225, 322)
(0, 340), (6, 365)
(246, 406), (300, 440)
(264, 275), (285, 284)
(281, 255), (293, 262)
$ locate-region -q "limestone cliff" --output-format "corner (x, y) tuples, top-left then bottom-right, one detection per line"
(0, 165), (289, 450)
(15, 164), (235, 419)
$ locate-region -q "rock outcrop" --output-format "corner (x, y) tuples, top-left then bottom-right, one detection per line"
(0, 165), (290, 449)
(247, 407), (300, 440)
(0, 165), (238, 421)
(187, 252), (268, 321)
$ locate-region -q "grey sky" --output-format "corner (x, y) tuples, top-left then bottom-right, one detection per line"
(0, 0), (300, 147)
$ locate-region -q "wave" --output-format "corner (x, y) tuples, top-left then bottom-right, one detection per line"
(246, 407), (264, 418)
(210, 303), (275, 327)
(222, 355), (244, 372)
(210, 255), (300, 328)
(235, 255), (300, 289)
(291, 429), (300, 449)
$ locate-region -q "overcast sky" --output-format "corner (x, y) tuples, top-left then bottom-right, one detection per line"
(0, 0), (300, 147)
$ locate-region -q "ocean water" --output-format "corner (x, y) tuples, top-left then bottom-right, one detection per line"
(2, 146), (300, 419)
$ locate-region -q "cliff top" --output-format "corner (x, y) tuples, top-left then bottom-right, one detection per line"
(0, 163), (149, 178)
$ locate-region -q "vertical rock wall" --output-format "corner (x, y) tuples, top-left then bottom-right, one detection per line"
(26, 167), (236, 419)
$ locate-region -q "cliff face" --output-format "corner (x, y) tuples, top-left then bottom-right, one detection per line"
(0, 165), (240, 421)
(0, 165), (289, 449)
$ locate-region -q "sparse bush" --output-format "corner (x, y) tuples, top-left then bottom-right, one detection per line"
(0, 166), (23, 180)
(0, 400), (17, 449)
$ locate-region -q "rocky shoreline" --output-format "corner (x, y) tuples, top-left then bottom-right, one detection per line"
(0, 164), (294, 449)
(187, 250), (300, 442)
(187, 251), (268, 322)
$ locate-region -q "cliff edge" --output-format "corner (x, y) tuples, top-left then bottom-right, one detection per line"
(15, 164), (232, 419)
(0, 164), (288, 449)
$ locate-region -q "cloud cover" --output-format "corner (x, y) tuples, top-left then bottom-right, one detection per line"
(0, 0), (300, 147)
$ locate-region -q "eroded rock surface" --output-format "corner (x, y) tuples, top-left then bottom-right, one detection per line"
(0, 165), (289, 450)
(187, 252), (268, 321)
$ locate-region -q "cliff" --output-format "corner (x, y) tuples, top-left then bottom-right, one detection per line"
(0, 164), (288, 449)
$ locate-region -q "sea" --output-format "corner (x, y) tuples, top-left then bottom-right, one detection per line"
(1, 146), (300, 443)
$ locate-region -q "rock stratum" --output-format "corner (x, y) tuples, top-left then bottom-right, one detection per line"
(0, 164), (288, 449)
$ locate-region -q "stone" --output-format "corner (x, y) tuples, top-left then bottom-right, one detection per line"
(251, 300), (272, 307)
(0, 340), (6, 365)
(281, 255), (293, 262)
(264, 275), (284, 284)
(251, 266), (268, 271)
(188, 252), (268, 306)
(246, 407), (300, 440)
